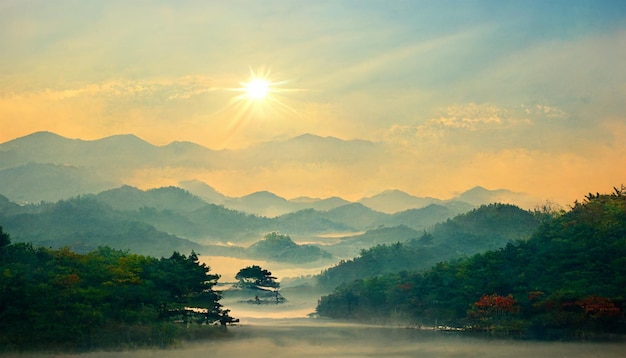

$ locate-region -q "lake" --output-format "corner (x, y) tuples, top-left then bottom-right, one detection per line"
(11, 320), (626, 358)
(11, 255), (615, 357)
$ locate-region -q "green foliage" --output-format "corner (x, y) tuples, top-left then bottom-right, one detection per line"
(0, 225), (10, 248)
(317, 204), (539, 290)
(0, 196), (205, 257)
(247, 232), (332, 263)
(235, 264), (279, 289)
(0, 242), (233, 352)
(316, 190), (626, 338)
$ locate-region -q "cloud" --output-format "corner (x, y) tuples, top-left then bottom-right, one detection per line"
(381, 102), (571, 150)
(2, 76), (226, 102)
(0, 1), (624, 205)
(426, 103), (505, 130)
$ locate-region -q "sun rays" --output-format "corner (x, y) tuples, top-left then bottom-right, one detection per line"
(219, 67), (305, 140)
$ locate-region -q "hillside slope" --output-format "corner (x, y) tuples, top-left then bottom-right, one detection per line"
(317, 203), (540, 290)
(316, 189), (626, 337)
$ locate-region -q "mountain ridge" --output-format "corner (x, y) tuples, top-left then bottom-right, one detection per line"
(0, 131), (539, 212)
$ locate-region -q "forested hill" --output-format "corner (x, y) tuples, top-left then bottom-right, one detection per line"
(0, 195), (206, 257)
(316, 189), (626, 338)
(317, 203), (540, 290)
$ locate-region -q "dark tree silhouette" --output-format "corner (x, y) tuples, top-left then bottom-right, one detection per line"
(235, 265), (279, 290)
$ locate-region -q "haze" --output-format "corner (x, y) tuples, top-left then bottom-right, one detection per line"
(6, 324), (626, 358)
(1, 1), (625, 204)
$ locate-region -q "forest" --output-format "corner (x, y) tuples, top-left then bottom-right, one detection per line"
(0, 232), (235, 352)
(316, 189), (626, 339)
(316, 203), (540, 290)
(1, 187), (625, 352)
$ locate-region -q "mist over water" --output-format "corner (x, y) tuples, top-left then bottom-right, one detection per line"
(199, 255), (326, 322)
(11, 322), (626, 358)
(199, 256), (331, 284)
(6, 258), (626, 357)
(180, 257), (626, 358)
(9, 254), (624, 357)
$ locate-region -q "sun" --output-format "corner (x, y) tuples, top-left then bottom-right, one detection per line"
(216, 67), (307, 142)
(233, 68), (278, 104)
(245, 78), (270, 100)
(220, 66), (305, 130)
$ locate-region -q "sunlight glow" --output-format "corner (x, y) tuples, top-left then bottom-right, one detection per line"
(235, 67), (281, 104)
(214, 67), (306, 141)
(245, 79), (270, 100)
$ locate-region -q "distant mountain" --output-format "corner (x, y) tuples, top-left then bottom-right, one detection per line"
(0, 131), (219, 202)
(0, 131), (157, 170)
(221, 191), (353, 218)
(180, 180), (351, 216)
(0, 131), (538, 213)
(1, 132), (384, 172)
(0, 163), (117, 203)
(178, 180), (229, 205)
(247, 232), (333, 263)
(0, 183), (469, 256)
(183, 184), (531, 219)
(272, 208), (352, 235)
(356, 186), (535, 216)
(95, 188), (272, 244)
(321, 203), (388, 230)
(358, 190), (443, 213)
(96, 185), (207, 212)
(224, 191), (294, 218)
(289, 196), (351, 212)
(91, 186), (460, 243)
(385, 203), (472, 230)
(0, 196), (205, 257)
(456, 186), (539, 209)
(0, 131), (79, 170)
(241, 134), (385, 167)
(90, 186), (350, 243)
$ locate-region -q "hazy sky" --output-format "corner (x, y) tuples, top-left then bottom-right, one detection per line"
(1, 0), (625, 204)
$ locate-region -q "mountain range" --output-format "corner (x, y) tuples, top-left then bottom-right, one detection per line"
(0, 131), (538, 215)
(0, 131), (548, 272)
(0, 188), (539, 266)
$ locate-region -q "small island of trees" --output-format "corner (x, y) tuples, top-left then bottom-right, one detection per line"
(232, 265), (285, 304)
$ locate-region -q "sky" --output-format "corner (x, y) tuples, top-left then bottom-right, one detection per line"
(1, 0), (625, 205)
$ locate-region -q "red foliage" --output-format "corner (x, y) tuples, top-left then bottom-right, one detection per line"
(577, 296), (620, 318)
(475, 294), (517, 311)
(472, 293), (519, 317)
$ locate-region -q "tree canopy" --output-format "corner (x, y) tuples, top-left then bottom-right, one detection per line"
(0, 234), (235, 351)
(317, 203), (539, 290)
(247, 232), (332, 263)
(316, 189), (626, 339)
(235, 265), (279, 290)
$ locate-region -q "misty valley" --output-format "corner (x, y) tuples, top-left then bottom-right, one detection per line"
(0, 133), (625, 355)
(1, 183), (626, 355)
(2, 0), (626, 355)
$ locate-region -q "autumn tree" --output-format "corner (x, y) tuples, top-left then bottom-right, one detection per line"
(467, 294), (520, 332)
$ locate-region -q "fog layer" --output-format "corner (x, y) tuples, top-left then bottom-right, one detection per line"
(11, 322), (626, 358)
